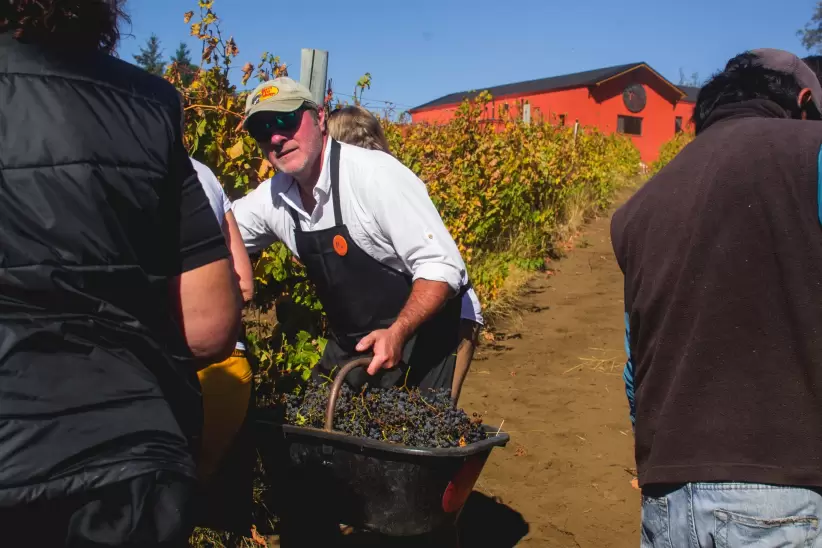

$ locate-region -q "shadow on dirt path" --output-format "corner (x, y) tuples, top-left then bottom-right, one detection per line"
(457, 491), (530, 547)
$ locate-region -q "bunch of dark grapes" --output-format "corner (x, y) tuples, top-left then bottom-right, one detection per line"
(279, 384), (486, 448)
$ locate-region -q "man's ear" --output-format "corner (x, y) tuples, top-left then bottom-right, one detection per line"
(799, 87), (814, 108)
(799, 88), (820, 120)
(318, 107), (327, 133)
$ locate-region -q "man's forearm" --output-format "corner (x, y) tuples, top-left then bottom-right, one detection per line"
(390, 279), (452, 342)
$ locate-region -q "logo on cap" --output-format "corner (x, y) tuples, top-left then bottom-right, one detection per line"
(251, 86), (279, 106)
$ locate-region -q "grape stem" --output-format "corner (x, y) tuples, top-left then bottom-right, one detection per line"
(415, 390), (441, 414)
(317, 371), (335, 387)
(360, 386), (372, 420)
(400, 367), (411, 392)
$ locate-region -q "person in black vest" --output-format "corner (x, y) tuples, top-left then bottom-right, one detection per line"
(0, 2), (243, 545)
(612, 49), (822, 546)
(233, 78), (468, 391)
(325, 105), (486, 404)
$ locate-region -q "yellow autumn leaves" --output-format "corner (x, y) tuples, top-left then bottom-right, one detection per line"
(382, 96), (640, 303)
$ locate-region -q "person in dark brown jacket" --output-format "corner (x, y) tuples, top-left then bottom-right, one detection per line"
(612, 49), (822, 547)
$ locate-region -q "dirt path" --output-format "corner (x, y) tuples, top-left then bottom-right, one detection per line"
(456, 199), (639, 547)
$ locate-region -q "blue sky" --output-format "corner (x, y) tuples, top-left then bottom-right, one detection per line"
(119, 0), (819, 115)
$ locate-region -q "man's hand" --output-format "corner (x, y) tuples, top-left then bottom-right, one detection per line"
(356, 326), (406, 376)
(356, 279), (453, 376)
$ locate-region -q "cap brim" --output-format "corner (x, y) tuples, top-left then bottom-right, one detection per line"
(243, 99), (309, 127)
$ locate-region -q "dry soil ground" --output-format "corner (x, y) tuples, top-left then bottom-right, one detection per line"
(453, 198), (640, 548)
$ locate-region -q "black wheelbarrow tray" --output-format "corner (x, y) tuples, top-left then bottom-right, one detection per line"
(253, 357), (510, 537)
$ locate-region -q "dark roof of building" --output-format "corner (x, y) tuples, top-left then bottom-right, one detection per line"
(410, 62), (690, 112)
(677, 85), (700, 103)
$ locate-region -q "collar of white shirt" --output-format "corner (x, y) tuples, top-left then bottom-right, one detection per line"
(278, 138), (334, 224)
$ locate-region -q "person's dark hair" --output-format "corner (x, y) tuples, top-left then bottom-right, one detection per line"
(803, 55), (822, 85)
(0, 0), (129, 54)
(693, 52), (817, 134)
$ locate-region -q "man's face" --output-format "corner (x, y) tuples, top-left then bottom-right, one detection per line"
(248, 107), (325, 176)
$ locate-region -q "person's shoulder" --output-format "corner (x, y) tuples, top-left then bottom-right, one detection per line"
(190, 158), (221, 190)
(336, 141), (394, 168)
(189, 157), (212, 176)
(720, 115), (813, 138)
(763, 117), (822, 138)
(3, 37), (182, 110)
(85, 53), (182, 109)
(190, 158), (225, 224)
(716, 117), (822, 159)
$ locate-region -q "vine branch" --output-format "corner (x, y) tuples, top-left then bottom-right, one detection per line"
(184, 104), (242, 117)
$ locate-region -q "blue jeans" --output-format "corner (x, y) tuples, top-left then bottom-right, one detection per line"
(642, 483), (822, 547)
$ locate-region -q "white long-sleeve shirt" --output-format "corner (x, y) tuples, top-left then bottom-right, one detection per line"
(232, 139), (466, 293)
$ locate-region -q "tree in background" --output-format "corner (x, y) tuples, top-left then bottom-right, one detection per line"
(170, 42), (197, 86)
(800, 1), (822, 53)
(133, 34), (165, 76)
(678, 68), (700, 87)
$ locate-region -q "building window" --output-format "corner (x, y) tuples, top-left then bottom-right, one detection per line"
(675, 116), (683, 133)
(558, 114), (567, 127)
(618, 115), (642, 136)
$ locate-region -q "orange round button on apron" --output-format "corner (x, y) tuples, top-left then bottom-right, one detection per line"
(333, 235), (348, 256)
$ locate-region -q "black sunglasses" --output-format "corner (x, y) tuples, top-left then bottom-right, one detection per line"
(247, 109), (303, 142)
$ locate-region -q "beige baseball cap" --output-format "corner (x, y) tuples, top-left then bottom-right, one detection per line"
(243, 77), (318, 127)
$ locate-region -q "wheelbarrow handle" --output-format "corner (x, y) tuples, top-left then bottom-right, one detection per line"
(324, 357), (372, 432)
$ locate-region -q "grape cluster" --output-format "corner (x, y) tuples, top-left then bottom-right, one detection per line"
(279, 384), (486, 449)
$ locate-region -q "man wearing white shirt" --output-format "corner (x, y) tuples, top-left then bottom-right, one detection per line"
(232, 78), (467, 390)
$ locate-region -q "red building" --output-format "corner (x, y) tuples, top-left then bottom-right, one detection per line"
(409, 63), (699, 164)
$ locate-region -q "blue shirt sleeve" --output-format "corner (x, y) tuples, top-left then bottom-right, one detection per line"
(817, 144), (822, 225)
(623, 311), (636, 426)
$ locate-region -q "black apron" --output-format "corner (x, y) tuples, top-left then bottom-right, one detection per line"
(289, 140), (463, 390)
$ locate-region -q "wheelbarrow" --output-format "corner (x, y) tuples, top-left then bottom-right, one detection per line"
(254, 357), (510, 540)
